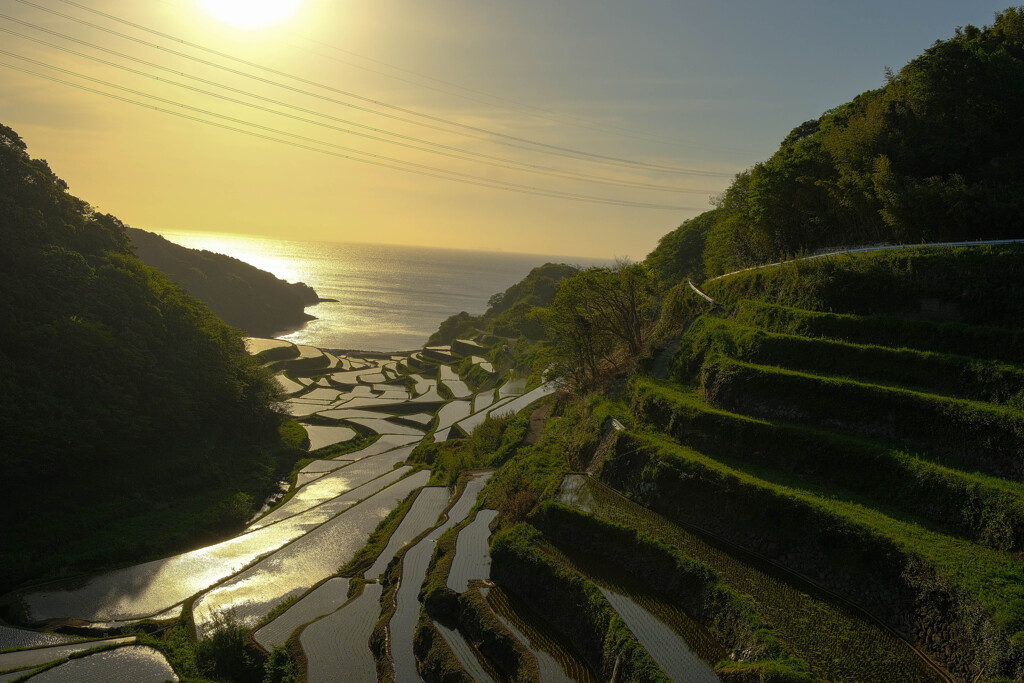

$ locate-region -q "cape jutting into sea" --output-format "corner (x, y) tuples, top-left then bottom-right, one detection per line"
(157, 230), (609, 351)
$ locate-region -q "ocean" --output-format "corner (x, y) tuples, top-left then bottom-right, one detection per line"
(156, 231), (610, 351)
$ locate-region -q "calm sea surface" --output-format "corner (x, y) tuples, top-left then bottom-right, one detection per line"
(156, 231), (609, 351)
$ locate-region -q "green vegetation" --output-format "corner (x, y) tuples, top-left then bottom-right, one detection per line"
(0, 124), (305, 594)
(732, 299), (1024, 363)
(128, 228), (319, 337)
(646, 9), (1024, 278)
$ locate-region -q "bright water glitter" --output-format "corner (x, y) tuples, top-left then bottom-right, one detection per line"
(155, 231), (608, 351)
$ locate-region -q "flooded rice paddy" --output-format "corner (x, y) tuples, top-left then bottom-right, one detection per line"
(0, 625), (80, 650)
(486, 585), (597, 683)
(447, 509), (499, 593)
(253, 577), (350, 651)
(390, 473), (493, 681)
(192, 469), (430, 633)
(300, 582), (383, 683)
(10, 342), (553, 681)
(22, 645), (177, 682)
(434, 620), (497, 683)
(365, 488), (451, 580)
(0, 636), (135, 675)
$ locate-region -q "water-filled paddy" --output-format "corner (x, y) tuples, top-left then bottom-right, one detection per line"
(253, 577), (350, 651)
(366, 487), (451, 580)
(274, 374), (304, 395)
(300, 582), (383, 683)
(498, 376), (528, 398)
(0, 625), (80, 650)
(599, 588), (718, 683)
(447, 509), (499, 593)
(486, 585), (597, 683)
(193, 470), (430, 633)
(0, 636), (135, 674)
(437, 400), (473, 431)
(23, 467), (405, 623)
(346, 417), (425, 436)
(388, 475), (493, 675)
(243, 338), (293, 355)
(434, 621), (496, 683)
(24, 645), (177, 683)
(489, 383), (556, 418)
(248, 451), (414, 529)
(301, 424), (356, 451)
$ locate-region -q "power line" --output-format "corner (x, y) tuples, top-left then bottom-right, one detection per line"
(0, 57), (704, 211)
(0, 20), (716, 194)
(22, 0), (733, 177)
(300, 38), (755, 155)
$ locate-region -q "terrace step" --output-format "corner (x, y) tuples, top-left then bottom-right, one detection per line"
(628, 377), (1024, 550)
(697, 355), (1024, 481)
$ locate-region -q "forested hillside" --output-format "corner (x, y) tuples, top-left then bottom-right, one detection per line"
(648, 7), (1024, 281)
(128, 227), (320, 337)
(0, 124), (303, 593)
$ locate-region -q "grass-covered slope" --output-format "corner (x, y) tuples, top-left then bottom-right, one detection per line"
(600, 246), (1024, 681)
(128, 227), (320, 337)
(0, 123), (301, 593)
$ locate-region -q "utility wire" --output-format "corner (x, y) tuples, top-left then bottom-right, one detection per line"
(301, 38), (752, 154)
(0, 21), (715, 194)
(23, 0), (733, 177)
(0, 57), (702, 211)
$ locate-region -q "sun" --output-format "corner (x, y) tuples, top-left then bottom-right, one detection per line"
(197, 0), (302, 29)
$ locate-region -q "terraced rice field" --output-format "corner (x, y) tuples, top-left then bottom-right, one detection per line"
(0, 625), (80, 650)
(485, 585), (597, 683)
(274, 374), (304, 395)
(389, 473), (493, 681)
(473, 390), (495, 413)
(598, 589), (718, 683)
(488, 383), (556, 418)
(557, 475), (940, 682)
(249, 449), (415, 528)
(365, 487), (451, 580)
(436, 400), (473, 431)
(193, 469), (430, 633)
(0, 637), (135, 676)
(253, 577), (350, 651)
(300, 583), (383, 683)
(433, 620), (497, 683)
(498, 376), (527, 398)
(345, 417), (425, 436)
(301, 424), (356, 451)
(447, 509), (499, 593)
(21, 646), (177, 682)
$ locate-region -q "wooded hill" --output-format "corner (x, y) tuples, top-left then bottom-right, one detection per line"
(648, 7), (1024, 283)
(128, 227), (320, 337)
(0, 124), (304, 594)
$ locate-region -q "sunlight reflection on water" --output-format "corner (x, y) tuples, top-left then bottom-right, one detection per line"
(155, 231), (608, 351)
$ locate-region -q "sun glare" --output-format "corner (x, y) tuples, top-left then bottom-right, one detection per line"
(196, 0), (302, 29)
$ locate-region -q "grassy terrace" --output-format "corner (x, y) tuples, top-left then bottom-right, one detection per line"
(676, 316), (1024, 406)
(629, 378), (1024, 551)
(692, 353), (1024, 481)
(552, 475), (935, 682)
(731, 299), (1024, 364)
(603, 255), (1024, 679)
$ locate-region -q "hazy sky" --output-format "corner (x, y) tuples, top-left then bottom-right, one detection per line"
(0, 0), (1013, 259)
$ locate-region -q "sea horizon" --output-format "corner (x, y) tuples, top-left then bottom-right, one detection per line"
(154, 229), (612, 352)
